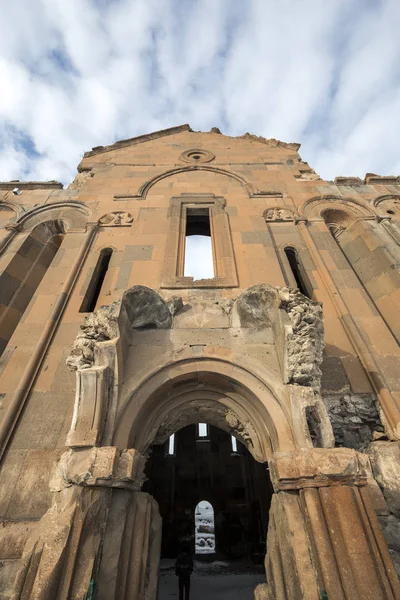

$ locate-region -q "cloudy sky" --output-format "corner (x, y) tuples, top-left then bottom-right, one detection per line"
(1, 0), (399, 186)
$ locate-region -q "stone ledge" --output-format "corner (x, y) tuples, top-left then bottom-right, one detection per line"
(334, 176), (364, 186)
(364, 174), (400, 185)
(0, 181), (63, 190)
(269, 448), (368, 491)
(51, 447), (146, 492)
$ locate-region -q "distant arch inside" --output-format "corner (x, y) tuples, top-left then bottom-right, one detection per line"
(195, 501), (215, 555)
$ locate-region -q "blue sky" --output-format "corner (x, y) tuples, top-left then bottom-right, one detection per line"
(0, 0), (400, 185)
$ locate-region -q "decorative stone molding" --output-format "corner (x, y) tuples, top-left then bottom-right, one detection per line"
(374, 194), (400, 217)
(114, 165), (259, 200)
(4, 222), (23, 232)
(0, 180), (63, 190)
(67, 301), (120, 371)
(263, 207), (295, 222)
(301, 194), (375, 221)
(15, 200), (90, 232)
(179, 148), (215, 164)
(99, 211), (133, 226)
(269, 448), (367, 491)
(51, 446), (146, 492)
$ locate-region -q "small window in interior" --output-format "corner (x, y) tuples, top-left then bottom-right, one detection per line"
(231, 435), (238, 453)
(198, 423), (209, 438)
(167, 434), (175, 456)
(80, 248), (113, 313)
(184, 208), (214, 280)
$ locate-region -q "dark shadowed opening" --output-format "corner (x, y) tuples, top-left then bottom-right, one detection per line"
(284, 247), (311, 298)
(80, 248), (113, 312)
(144, 423), (272, 563)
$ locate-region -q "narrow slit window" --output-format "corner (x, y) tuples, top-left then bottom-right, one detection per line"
(80, 248), (113, 313)
(167, 434), (175, 456)
(184, 208), (214, 280)
(284, 247), (311, 298)
(198, 423), (208, 438)
(231, 435), (238, 453)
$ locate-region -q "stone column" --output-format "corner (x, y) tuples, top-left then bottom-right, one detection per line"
(261, 448), (400, 600)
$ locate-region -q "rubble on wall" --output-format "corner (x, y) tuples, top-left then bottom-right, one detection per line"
(278, 287), (324, 389)
(367, 442), (400, 575)
(66, 301), (120, 370)
(66, 286), (183, 371)
(323, 393), (384, 451)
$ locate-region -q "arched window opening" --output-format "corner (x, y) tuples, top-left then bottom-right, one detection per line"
(0, 221), (64, 357)
(195, 501), (215, 555)
(184, 208), (214, 280)
(80, 248), (113, 313)
(284, 247), (311, 298)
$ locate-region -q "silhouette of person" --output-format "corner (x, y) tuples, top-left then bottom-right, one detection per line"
(175, 542), (193, 600)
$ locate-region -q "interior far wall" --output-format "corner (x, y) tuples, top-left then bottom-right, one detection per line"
(143, 424), (273, 562)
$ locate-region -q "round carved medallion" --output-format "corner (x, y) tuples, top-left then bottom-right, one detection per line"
(180, 149), (215, 164)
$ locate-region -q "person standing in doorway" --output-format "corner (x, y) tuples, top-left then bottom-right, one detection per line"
(175, 542), (193, 600)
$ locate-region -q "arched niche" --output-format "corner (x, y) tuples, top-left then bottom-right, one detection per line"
(374, 194), (400, 218)
(113, 357), (296, 463)
(301, 195), (374, 224)
(195, 500), (215, 555)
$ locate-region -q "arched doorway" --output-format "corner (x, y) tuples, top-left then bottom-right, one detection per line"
(143, 421), (272, 598)
(110, 357), (294, 599)
(143, 423), (273, 561)
(195, 501), (215, 556)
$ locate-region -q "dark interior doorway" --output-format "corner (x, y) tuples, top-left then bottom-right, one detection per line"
(143, 423), (273, 564)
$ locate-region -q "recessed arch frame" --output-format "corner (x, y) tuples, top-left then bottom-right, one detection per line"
(15, 201), (91, 232)
(301, 194), (375, 221)
(113, 355), (296, 463)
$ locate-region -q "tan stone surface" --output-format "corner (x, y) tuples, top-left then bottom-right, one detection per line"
(0, 127), (400, 599)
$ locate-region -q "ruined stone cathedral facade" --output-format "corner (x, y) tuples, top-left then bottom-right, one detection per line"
(0, 124), (400, 599)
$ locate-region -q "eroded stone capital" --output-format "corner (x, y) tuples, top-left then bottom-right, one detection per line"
(269, 448), (367, 491)
(51, 446), (146, 492)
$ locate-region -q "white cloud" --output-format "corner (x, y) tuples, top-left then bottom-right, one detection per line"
(0, 0), (399, 183)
